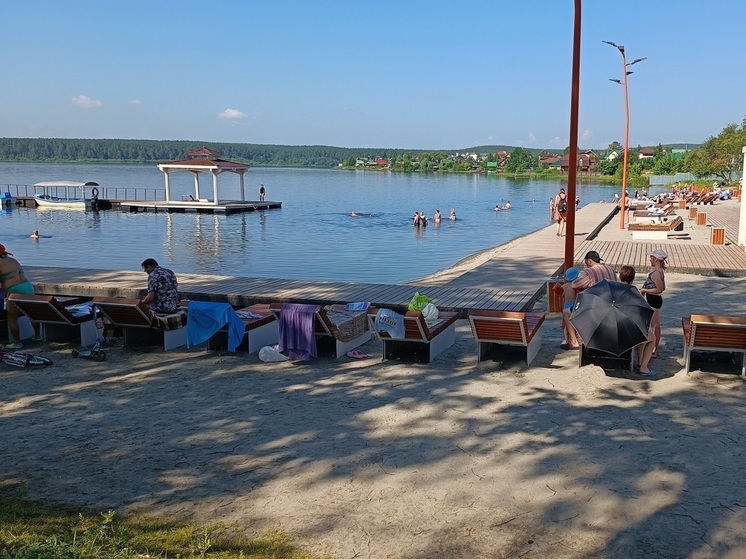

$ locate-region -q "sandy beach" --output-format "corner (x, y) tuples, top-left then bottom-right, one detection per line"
(2, 266), (746, 558)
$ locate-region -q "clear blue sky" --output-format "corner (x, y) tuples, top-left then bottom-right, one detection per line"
(2, 1), (744, 151)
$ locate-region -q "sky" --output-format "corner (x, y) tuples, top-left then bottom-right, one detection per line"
(2, 1), (745, 151)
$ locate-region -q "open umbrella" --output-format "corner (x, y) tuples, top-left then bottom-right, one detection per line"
(569, 280), (653, 356)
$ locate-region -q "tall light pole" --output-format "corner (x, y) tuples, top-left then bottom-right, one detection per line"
(604, 41), (645, 229)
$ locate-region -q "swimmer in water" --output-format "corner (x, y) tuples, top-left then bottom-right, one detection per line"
(30, 230), (39, 239)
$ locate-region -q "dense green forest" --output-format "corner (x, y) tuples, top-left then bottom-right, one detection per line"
(0, 137), (432, 167)
(0, 137), (534, 167)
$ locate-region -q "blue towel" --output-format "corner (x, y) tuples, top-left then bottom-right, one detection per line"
(187, 301), (246, 352)
(278, 303), (318, 360)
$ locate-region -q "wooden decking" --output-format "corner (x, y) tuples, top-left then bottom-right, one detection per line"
(25, 266), (535, 317)
(22, 200), (746, 315)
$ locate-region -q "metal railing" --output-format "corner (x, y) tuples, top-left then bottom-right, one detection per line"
(0, 184), (166, 201)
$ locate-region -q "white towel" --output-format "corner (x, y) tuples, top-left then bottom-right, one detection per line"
(375, 308), (405, 339)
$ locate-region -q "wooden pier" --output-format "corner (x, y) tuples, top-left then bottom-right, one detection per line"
(20, 200), (746, 315)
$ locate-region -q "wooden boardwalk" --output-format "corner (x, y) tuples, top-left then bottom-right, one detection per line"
(24, 266), (535, 317)
(22, 199), (746, 314)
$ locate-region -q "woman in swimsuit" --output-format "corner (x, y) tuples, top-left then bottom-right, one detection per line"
(0, 244), (34, 349)
(640, 249), (667, 357)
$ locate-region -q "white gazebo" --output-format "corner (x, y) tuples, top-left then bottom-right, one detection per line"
(157, 147), (250, 205)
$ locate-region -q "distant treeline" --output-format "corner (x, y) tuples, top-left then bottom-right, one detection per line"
(0, 138), (437, 167)
(0, 137), (538, 168)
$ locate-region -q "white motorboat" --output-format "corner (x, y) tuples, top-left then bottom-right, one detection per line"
(32, 181), (99, 209)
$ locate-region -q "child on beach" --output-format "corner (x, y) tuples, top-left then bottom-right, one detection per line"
(619, 265), (656, 376)
(556, 267), (580, 350)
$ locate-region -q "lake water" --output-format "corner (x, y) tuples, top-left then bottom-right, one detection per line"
(0, 162), (626, 283)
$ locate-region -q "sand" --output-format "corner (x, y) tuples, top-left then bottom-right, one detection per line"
(2, 271), (745, 559)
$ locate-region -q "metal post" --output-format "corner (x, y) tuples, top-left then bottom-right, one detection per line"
(620, 49), (629, 229)
(738, 146), (746, 249)
(564, 0), (582, 273)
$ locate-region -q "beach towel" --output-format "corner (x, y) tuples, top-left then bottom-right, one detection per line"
(278, 303), (318, 360)
(375, 308), (405, 339)
(186, 301), (246, 352)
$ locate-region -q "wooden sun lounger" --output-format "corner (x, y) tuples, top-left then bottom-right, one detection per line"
(627, 215), (684, 240)
(468, 310), (546, 365)
(681, 314), (746, 376)
(367, 307), (459, 363)
(8, 293), (98, 345)
(92, 297), (187, 350)
(205, 304), (278, 352)
(270, 303), (371, 358)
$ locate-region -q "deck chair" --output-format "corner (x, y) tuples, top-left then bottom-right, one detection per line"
(92, 297), (187, 350)
(270, 303), (371, 358)
(8, 294), (98, 345)
(367, 307), (459, 363)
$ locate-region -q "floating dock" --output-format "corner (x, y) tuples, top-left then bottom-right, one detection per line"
(116, 200), (281, 215)
(14, 197), (282, 215)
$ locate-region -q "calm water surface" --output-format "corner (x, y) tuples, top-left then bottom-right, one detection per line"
(1, 163), (625, 283)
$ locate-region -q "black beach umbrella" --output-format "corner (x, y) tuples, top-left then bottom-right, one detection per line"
(569, 280), (653, 356)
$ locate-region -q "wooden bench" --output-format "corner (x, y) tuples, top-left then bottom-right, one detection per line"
(628, 215), (684, 240)
(270, 303), (371, 358)
(468, 310), (545, 365)
(93, 297), (188, 350)
(367, 307), (459, 363)
(8, 294), (99, 345)
(681, 314), (746, 376)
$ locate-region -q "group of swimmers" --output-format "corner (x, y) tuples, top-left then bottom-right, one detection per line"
(413, 208), (456, 226)
(494, 201), (512, 211)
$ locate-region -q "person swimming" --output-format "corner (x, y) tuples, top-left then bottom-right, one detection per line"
(502, 201), (512, 210)
(30, 230), (39, 239)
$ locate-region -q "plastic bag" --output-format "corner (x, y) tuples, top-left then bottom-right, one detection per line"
(408, 292), (434, 312)
(258, 345), (289, 362)
(421, 302), (439, 326)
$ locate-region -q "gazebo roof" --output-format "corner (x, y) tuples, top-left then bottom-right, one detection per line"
(158, 147), (249, 171)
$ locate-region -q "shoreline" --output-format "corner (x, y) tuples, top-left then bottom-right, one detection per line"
(410, 226), (543, 286)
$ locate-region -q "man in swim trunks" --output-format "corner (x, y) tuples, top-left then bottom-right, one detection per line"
(0, 243), (34, 348)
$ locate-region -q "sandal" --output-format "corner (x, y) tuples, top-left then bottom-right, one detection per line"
(4, 342), (23, 350)
(346, 350), (367, 359)
(638, 370), (657, 377)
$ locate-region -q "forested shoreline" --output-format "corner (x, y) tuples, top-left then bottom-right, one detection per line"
(0, 138), (437, 167)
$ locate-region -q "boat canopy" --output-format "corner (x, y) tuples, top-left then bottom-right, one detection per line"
(33, 181), (99, 188)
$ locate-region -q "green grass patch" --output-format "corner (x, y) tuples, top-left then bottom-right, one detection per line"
(0, 485), (327, 559)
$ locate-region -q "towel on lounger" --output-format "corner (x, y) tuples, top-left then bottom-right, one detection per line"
(278, 303), (318, 360)
(187, 301), (246, 352)
(375, 308), (405, 339)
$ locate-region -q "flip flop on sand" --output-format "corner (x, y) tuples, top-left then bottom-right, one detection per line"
(346, 350), (367, 359)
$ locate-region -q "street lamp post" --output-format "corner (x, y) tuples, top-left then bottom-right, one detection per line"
(604, 41), (645, 229)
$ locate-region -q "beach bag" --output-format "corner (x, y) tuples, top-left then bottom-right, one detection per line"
(408, 292), (433, 312)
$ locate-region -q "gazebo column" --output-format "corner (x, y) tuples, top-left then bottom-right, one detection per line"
(193, 172), (201, 200)
(163, 169), (172, 203)
(212, 171), (219, 205)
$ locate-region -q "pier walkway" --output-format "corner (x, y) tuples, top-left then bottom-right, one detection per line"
(23, 200), (746, 315)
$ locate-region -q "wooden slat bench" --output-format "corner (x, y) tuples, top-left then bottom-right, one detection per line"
(270, 303), (371, 358)
(367, 307), (459, 363)
(681, 314), (746, 376)
(628, 215), (684, 240)
(93, 297), (188, 351)
(468, 310), (545, 365)
(8, 294), (98, 346)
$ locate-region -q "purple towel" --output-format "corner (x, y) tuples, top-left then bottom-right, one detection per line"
(278, 303), (318, 360)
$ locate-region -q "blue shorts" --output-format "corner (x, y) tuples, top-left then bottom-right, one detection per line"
(563, 302), (575, 312)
